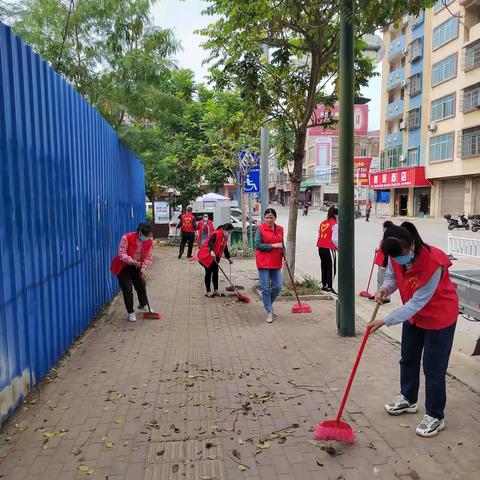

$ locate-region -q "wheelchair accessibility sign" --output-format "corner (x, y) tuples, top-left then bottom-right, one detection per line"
(244, 169), (260, 194)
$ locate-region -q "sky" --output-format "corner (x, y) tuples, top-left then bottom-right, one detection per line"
(152, 0), (383, 131)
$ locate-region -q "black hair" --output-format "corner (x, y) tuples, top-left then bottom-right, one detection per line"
(219, 223), (234, 231)
(264, 208), (277, 218)
(186, 206), (193, 212)
(327, 206), (338, 220)
(137, 222), (153, 236)
(382, 225), (415, 258)
(383, 220), (394, 230)
(400, 221), (429, 255)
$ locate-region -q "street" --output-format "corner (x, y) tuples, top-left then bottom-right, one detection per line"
(274, 206), (480, 389)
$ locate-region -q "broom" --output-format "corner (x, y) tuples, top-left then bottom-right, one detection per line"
(141, 277), (161, 320)
(315, 302), (380, 443)
(226, 262), (245, 291)
(216, 261), (250, 303)
(283, 256), (312, 314)
(359, 249), (376, 298)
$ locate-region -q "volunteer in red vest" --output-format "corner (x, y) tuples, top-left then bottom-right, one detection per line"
(370, 220), (394, 303)
(255, 208), (284, 324)
(368, 224), (458, 438)
(316, 206), (338, 294)
(197, 214), (215, 246)
(176, 206), (197, 259)
(110, 222), (154, 322)
(197, 223), (234, 297)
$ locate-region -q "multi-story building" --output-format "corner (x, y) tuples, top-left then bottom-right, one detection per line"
(377, 0), (480, 217)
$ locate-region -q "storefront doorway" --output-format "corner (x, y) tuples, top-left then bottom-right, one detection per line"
(395, 189), (408, 216)
(414, 187), (430, 217)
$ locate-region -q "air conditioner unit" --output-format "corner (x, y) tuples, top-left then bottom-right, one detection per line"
(402, 47), (408, 56)
(402, 16), (409, 26)
(401, 80), (408, 88)
(399, 121), (406, 130)
(399, 154), (405, 162)
(427, 122), (437, 132)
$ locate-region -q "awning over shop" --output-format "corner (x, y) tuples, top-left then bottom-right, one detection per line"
(300, 177), (321, 192)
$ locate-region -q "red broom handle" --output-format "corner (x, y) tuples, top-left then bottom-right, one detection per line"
(335, 302), (380, 422)
(365, 250), (377, 293)
(283, 256), (302, 307)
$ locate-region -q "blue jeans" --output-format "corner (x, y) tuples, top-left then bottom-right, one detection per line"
(400, 321), (456, 419)
(258, 268), (282, 314)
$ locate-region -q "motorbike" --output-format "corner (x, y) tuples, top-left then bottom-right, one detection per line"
(444, 214), (470, 231)
(468, 215), (480, 233)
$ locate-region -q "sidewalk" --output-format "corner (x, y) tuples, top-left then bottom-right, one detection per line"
(1, 247), (480, 480)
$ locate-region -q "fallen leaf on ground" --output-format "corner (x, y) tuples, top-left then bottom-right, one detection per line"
(113, 418), (124, 425)
(43, 432), (55, 438)
(399, 423), (409, 428)
(105, 442), (114, 449)
(238, 464), (247, 471)
(237, 438), (244, 445)
(374, 466), (379, 476)
(207, 454), (217, 460)
(172, 463), (179, 473)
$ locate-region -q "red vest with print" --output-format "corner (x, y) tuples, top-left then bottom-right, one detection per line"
(316, 218), (337, 250)
(197, 230), (228, 267)
(391, 246), (458, 330)
(110, 232), (153, 276)
(181, 213), (195, 233)
(374, 241), (386, 267)
(255, 223), (284, 269)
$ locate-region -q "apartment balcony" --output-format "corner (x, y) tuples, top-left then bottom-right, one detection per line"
(385, 99), (404, 121)
(385, 131), (403, 148)
(388, 34), (406, 61)
(387, 67), (405, 90)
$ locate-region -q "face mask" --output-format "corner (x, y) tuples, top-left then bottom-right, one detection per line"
(203, 217), (208, 222)
(139, 233), (149, 242)
(223, 231), (231, 238)
(392, 253), (414, 265)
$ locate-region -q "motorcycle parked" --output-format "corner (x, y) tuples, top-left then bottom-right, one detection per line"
(444, 214), (470, 231)
(468, 215), (480, 233)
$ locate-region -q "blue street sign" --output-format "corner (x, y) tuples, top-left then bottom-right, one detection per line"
(239, 149), (260, 170)
(244, 169), (260, 194)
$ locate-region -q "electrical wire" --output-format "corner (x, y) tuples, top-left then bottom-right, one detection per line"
(55, 0), (75, 70)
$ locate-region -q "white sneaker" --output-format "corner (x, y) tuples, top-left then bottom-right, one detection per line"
(137, 305), (148, 312)
(384, 395), (418, 415)
(266, 314), (273, 323)
(416, 415), (445, 438)
(128, 313), (137, 322)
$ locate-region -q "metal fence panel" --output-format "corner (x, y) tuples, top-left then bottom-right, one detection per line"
(0, 23), (145, 424)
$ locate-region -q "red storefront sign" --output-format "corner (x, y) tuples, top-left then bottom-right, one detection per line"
(354, 157), (372, 186)
(369, 167), (431, 189)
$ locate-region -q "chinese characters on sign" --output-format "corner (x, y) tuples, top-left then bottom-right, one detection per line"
(354, 157), (373, 186)
(154, 201), (170, 224)
(315, 137), (332, 183)
(369, 167), (431, 189)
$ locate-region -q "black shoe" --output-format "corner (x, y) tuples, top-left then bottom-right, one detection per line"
(326, 287), (337, 295)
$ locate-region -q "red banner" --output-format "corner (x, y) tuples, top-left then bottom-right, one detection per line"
(369, 167), (431, 189)
(354, 157), (372, 186)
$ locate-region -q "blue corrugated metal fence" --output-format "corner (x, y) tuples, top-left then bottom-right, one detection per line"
(0, 22), (145, 424)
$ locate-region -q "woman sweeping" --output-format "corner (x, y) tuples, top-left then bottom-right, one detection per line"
(197, 223), (234, 297)
(368, 224), (458, 438)
(255, 208), (284, 323)
(317, 206), (338, 294)
(110, 222), (154, 322)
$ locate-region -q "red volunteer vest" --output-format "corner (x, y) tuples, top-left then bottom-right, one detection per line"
(110, 232), (153, 276)
(255, 223), (284, 269)
(374, 241), (386, 267)
(197, 220), (214, 239)
(197, 230), (228, 268)
(181, 213), (195, 233)
(391, 246), (458, 330)
(317, 218), (337, 250)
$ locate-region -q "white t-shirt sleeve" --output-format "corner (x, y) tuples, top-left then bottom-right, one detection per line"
(332, 224), (338, 249)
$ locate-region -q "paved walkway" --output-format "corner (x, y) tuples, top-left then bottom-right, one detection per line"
(1, 246), (480, 480)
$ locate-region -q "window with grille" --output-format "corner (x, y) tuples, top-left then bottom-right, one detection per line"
(432, 54), (457, 86)
(465, 40), (480, 72)
(431, 94), (455, 122)
(408, 107), (421, 131)
(380, 146), (403, 170)
(434, 0), (454, 14)
(463, 82), (480, 113)
(461, 126), (480, 159)
(409, 38), (423, 61)
(429, 133), (454, 162)
(407, 148), (419, 166)
(433, 16), (459, 50)
(409, 73), (422, 97)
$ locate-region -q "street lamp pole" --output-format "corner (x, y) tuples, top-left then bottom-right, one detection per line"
(338, 0), (355, 337)
(260, 44), (270, 219)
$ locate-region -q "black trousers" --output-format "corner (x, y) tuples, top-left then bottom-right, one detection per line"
(318, 247), (336, 288)
(117, 265), (147, 314)
(179, 232), (195, 258)
(366, 209), (371, 221)
(400, 321), (456, 419)
(203, 262), (219, 292)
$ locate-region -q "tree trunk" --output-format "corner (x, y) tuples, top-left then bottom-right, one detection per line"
(285, 128), (307, 285)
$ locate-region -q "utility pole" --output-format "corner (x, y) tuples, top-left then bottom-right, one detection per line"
(260, 44), (270, 219)
(337, 0), (355, 337)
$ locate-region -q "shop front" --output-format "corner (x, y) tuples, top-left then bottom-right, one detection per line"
(369, 167), (432, 217)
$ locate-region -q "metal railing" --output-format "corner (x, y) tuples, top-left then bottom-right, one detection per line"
(448, 234), (480, 258)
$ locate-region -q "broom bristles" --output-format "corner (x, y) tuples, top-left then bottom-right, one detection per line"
(314, 419), (355, 444)
(142, 312), (161, 320)
(292, 302), (312, 314)
(237, 293), (250, 303)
